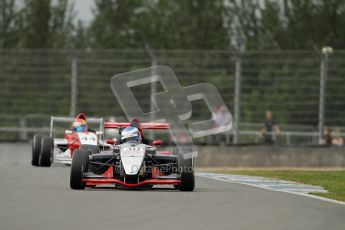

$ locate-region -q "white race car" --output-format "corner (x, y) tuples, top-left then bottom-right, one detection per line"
(32, 115), (105, 167)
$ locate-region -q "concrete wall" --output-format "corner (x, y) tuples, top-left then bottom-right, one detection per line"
(195, 146), (345, 168)
(1, 143), (344, 168)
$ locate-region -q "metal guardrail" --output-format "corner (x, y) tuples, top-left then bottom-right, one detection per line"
(237, 130), (320, 146)
(0, 114), (344, 145)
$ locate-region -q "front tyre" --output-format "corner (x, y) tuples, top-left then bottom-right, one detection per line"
(80, 145), (100, 173)
(32, 134), (43, 166)
(70, 149), (89, 190)
(80, 145), (100, 154)
(178, 153), (195, 191)
(39, 136), (53, 167)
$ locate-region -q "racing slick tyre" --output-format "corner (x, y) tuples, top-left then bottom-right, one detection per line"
(80, 145), (100, 173)
(32, 134), (43, 166)
(138, 185), (154, 189)
(39, 136), (53, 167)
(80, 145), (100, 154)
(178, 153), (195, 191)
(70, 149), (89, 190)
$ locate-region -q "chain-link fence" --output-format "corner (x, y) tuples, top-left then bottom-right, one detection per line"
(1, 49), (344, 145)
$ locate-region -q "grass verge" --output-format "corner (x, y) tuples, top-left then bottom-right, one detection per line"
(200, 169), (345, 202)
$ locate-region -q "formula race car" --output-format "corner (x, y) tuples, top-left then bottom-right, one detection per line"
(32, 114), (104, 167)
(70, 122), (195, 191)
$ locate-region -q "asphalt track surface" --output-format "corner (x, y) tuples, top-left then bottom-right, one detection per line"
(1, 143), (345, 230)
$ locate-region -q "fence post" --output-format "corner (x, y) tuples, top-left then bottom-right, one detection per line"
(233, 53), (242, 144)
(19, 117), (28, 141)
(70, 57), (78, 117)
(286, 133), (291, 146)
(145, 45), (158, 140)
(317, 47), (333, 144)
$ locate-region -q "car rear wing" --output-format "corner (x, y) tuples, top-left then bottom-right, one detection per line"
(104, 122), (170, 130)
(50, 116), (104, 137)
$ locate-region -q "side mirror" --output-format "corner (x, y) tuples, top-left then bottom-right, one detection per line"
(106, 139), (116, 145)
(152, 140), (162, 146)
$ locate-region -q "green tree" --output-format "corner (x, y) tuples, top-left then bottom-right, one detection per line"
(0, 0), (18, 48)
(225, 0), (345, 51)
(89, 0), (143, 48)
(89, 0), (228, 49)
(72, 20), (88, 49)
(17, 0), (74, 48)
(135, 0), (228, 49)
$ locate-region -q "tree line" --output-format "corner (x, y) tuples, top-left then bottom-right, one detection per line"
(1, 0), (345, 50)
(1, 0), (344, 129)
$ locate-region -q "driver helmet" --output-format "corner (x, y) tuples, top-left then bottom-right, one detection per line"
(121, 127), (141, 143)
(73, 119), (88, 132)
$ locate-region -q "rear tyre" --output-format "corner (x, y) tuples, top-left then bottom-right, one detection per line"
(39, 136), (53, 167)
(32, 134), (43, 166)
(178, 153), (195, 191)
(70, 149), (89, 190)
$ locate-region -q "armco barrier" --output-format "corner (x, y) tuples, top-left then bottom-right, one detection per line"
(195, 146), (345, 168)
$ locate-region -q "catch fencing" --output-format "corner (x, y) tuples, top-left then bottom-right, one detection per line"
(0, 49), (344, 145)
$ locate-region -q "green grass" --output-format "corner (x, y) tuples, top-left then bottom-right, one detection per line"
(207, 169), (345, 202)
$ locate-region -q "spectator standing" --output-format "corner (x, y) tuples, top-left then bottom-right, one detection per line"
(323, 126), (332, 146)
(259, 111), (280, 144)
(331, 129), (344, 146)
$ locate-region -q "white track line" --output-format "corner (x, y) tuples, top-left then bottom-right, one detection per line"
(197, 173), (345, 206)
